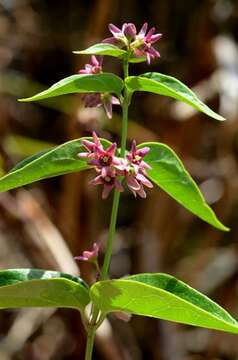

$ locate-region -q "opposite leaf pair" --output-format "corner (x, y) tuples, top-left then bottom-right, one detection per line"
(0, 136), (228, 231)
(0, 269), (237, 334)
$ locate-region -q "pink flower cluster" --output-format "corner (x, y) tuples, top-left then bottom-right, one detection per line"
(79, 56), (120, 119)
(103, 22), (162, 64)
(78, 23), (162, 117)
(78, 132), (153, 199)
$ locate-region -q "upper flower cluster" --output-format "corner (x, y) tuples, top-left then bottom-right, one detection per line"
(78, 132), (153, 199)
(78, 22), (162, 118)
(103, 22), (162, 64)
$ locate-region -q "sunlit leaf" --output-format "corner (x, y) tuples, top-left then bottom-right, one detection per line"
(128, 56), (146, 63)
(73, 43), (127, 58)
(0, 269), (89, 310)
(73, 43), (147, 64)
(0, 138), (111, 192)
(126, 72), (225, 121)
(138, 142), (228, 231)
(19, 73), (124, 102)
(90, 273), (238, 333)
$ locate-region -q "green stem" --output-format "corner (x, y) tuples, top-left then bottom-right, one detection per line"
(85, 327), (96, 360)
(101, 190), (121, 279)
(84, 58), (130, 360)
(84, 306), (99, 360)
(101, 58), (129, 280)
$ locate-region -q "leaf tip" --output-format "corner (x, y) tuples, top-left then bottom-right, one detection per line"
(18, 95), (39, 102)
(216, 221), (230, 232)
(215, 114), (226, 121)
(221, 225), (230, 232)
(18, 98), (28, 102)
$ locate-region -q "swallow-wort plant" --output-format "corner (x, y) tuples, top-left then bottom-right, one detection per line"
(0, 23), (237, 360)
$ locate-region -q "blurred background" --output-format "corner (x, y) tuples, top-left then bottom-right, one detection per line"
(0, 0), (238, 359)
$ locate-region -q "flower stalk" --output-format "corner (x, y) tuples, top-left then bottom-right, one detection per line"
(101, 58), (129, 279)
(85, 326), (96, 360)
(84, 58), (130, 360)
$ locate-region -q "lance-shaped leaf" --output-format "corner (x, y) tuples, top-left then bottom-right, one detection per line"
(73, 43), (145, 63)
(73, 43), (127, 58)
(0, 269), (89, 310)
(138, 142), (228, 231)
(90, 273), (238, 333)
(125, 72), (225, 121)
(0, 137), (111, 192)
(19, 73), (124, 102)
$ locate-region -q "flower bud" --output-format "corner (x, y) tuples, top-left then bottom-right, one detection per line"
(124, 23), (137, 40)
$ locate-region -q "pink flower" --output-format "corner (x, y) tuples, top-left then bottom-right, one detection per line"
(75, 242), (99, 262)
(78, 56), (103, 74)
(78, 131), (103, 159)
(90, 166), (123, 199)
(79, 131), (120, 168)
(126, 140), (151, 171)
(79, 132), (123, 199)
(79, 133), (153, 199)
(126, 169), (153, 198)
(125, 140), (153, 198)
(132, 23), (162, 64)
(103, 22), (162, 64)
(81, 93), (120, 119)
(103, 23), (137, 46)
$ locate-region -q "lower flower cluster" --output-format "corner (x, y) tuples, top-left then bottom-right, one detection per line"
(78, 132), (153, 199)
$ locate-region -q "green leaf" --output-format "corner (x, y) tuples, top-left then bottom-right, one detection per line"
(125, 72), (225, 121)
(90, 273), (238, 333)
(138, 142), (228, 231)
(128, 56), (146, 63)
(73, 43), (127, 58)
(19, 73), (124, 102)
(0, 269), (89, 310)
(0, 137), (111, 192)
(73, 43), (146, 64)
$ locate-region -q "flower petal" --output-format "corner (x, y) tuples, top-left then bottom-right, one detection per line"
(109, 23), (123, 38)
(103, 99), (113, 119)
(146, 52), (151, 64)
(111, 96), (120, 105)
(138, 22), (148, 37)
(107, 142), (117, 155)
(137, 147), (150, 157)
(145, 26), (156, 41)
(127, 175), (140, 190)
(136, 173), (153, 188)
(150, 33), (162, 43)
(102, 183), (113, 199)
(81, 139), (95, 151)
(92, 131), (102, 148)
(91, 55), (99, 66)
(137, 185), (147, 198)
(90, 175), (103, 186)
